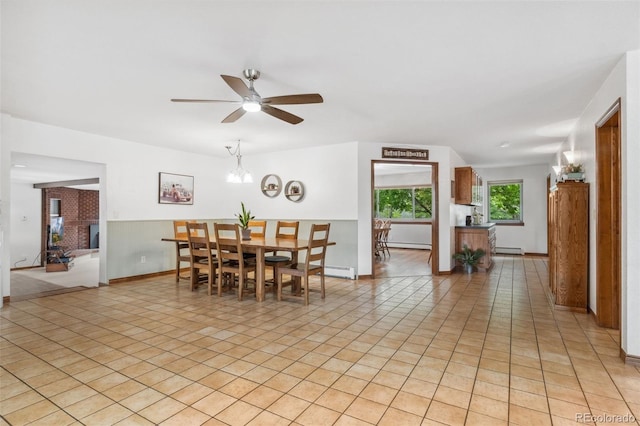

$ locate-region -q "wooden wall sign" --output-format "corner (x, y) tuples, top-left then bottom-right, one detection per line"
(382, 147), (429, 160)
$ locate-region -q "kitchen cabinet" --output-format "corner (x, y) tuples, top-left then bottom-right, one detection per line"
(548, 182), (588, 311)
(455, 167), (482, 205)
(455, 224), (495, 271)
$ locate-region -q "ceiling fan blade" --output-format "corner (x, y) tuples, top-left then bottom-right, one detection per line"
(221, 75), (251, 98)
(261, 105), (304, 125)
(171, 98), (239, 103)
(262, 93), (323, 105)
(221, 107), (247, 123)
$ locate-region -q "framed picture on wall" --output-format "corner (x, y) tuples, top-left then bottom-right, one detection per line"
(159, 172), (194, 205)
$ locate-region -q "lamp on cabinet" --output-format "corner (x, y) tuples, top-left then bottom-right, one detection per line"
(563, 150), (581, 165)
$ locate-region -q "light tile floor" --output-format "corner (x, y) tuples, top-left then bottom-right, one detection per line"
(1, 256), (639, 425)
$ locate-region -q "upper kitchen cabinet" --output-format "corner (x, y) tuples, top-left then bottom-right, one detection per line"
(454, 167), (483, 206)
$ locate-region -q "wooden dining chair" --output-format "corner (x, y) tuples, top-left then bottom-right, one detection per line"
(186, 222), (220, 295)
(276, 223), (330, 305)
(243, 220), (267, 261)
(248, 220), (267, 238)
(265, 221), (299, 290)
(374, 220), (391, 259)
(381, 220), (391, 258)
(214, 223), (257, 301)
(173, 220), (196, 282)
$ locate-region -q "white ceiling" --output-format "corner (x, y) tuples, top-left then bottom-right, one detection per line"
(3, 0), (639, 186)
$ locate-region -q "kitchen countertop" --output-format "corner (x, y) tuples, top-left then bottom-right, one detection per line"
(455, 223), (496, 229)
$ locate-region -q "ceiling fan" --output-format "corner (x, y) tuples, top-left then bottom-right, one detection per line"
(171, 69), (323, 125)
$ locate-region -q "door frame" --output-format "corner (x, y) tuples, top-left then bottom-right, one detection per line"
(594, 98), (622, 329)
(370, 160), (439, 277)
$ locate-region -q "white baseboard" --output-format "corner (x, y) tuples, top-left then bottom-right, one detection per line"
(496, 247), (523, 255)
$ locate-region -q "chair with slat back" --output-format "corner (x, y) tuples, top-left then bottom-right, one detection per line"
(374, 220), (391, 259)
(214, 223), (257, 301)
(173, 220), (196, 282)
(248, 220), (267, 238)
(275, 223), (330, 305)
(265, 221), (299, 291)
(244, 220), (267, 261)
(186, 222), (220, 295)
(381, 220), (391, 258)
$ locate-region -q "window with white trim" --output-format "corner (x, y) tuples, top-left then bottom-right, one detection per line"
(488, 180), (523, 223)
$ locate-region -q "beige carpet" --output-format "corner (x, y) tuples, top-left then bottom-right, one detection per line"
(12, 251), (99, 288)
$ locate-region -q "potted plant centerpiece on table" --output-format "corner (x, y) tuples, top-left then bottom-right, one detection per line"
(453, 244), (486, 274)
(236, 202), (255, 240)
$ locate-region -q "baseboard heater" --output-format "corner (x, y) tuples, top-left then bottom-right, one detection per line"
(495, 247), (523, 255)
(387, 242), (431, 250)
(324, 266), (356, 280)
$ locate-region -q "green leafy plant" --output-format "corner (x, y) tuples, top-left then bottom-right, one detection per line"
(453, 244), (486, 267)
(235, 202), (254, 229)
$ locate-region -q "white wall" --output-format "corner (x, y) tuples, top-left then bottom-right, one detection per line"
(0, 114), (6, 307)
(229, 142), (359, 221)
(375, 170), (432, 187)
(475, 164), (549, 254)
(9, 181), (41, 268)
(558, 51), (640, 358)
(3, 115), (225, 221)
(625, 51), (640, 361)
(386, 224), (432, 249)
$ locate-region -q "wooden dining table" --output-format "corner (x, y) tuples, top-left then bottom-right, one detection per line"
(162, 236), (335, 302)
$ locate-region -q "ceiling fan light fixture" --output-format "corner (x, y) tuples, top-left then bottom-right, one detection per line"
(242, 100), (261, 112)
(172, 69), (322, 124)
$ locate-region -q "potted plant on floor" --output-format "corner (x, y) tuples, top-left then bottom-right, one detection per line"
(236, 202), (255, 240)
(453, 244), (486, 274)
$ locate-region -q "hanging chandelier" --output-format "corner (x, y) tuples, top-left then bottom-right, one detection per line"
(225, 141), (253, 184)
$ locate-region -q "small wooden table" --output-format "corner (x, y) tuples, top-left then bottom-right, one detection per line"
(45, 247), (72, 272)
(162, 236), (335, 302)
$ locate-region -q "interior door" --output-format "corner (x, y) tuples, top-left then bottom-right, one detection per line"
(595, 105), (621, 329)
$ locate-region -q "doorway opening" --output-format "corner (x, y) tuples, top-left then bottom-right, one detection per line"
(371, 160), (439, 278)
(595, 99), (622, 329)
(9, 153), (103, 301)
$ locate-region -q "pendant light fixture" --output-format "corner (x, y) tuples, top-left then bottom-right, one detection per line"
(225, 141), (253, 183)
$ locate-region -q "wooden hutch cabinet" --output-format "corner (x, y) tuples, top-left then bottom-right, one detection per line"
(548, 182), (589, 311)
(454, 167), (482, 205)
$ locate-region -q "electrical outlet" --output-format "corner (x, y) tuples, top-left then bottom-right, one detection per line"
(141, 256), (146, 264)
